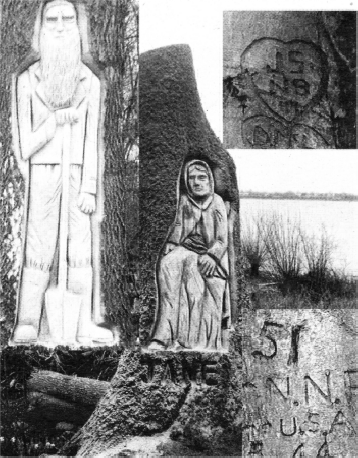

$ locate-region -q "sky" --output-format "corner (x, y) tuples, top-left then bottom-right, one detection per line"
(140, 0), (358, 194)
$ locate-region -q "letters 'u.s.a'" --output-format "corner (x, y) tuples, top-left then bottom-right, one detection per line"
(11, 0), (113, 346)
(148, 160), (231, 352)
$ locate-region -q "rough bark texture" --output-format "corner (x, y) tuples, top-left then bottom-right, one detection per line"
(241, 309), (358, 456)
(28, 370), (110, 406)
(1, 3), (137, 451)
(223, 11), (356, 149)
(75, 45), (245, 456)
(0, 1), (137, 454)
(77, 347), (242, 456)
(138, 45), (241, 345)
(0, 0), (138, 348)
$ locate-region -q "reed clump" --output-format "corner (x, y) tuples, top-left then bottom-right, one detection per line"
(242, 212), (356, 307)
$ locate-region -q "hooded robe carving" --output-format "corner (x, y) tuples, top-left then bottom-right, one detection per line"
(149, 160), (231, 351)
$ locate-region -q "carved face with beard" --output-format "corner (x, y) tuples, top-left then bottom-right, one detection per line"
(40, 1), (82, 109)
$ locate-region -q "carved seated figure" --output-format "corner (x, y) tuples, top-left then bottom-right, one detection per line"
(148, 160), (231, 351)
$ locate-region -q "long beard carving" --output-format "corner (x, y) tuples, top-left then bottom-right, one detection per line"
(40, 27), (81, 109)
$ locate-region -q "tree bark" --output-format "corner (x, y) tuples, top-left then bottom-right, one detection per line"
(74, 45), (244, 457)
(241, 309), (358, 456)
(223, 11), (356, 149)
(0, 0), (138, 346)
(138, 44), (241, 345)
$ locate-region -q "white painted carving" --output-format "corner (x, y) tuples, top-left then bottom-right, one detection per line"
(148, 160), (231, 351)
(11, 0), (113, 346)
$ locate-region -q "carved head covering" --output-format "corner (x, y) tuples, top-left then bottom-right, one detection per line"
(183, 159), (215, 208)
(43, 0), (73, 13)
(31, 0), (90, 55)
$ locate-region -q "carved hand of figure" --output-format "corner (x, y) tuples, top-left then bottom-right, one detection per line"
(55, 107), (79, 125)
(198, 254), (217, 277)
(77, 192), (96, 214)
(163, 243), (176, 256)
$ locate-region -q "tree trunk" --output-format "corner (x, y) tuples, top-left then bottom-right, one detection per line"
(0, 0), (138, 346)
(241, 309), (358, 456)
(75, 350), (242, 457)
(224, 11), (356, 149)
(138, 44), (241, 345)
(74, 44), (244, 457)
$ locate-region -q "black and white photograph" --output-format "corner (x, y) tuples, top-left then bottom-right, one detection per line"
(224, 11), (356, 149)
(0, 0), (357, 456)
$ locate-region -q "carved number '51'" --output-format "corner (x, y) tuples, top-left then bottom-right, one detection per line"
(251, 321), (283, 359)
(252, 321), (304, 364)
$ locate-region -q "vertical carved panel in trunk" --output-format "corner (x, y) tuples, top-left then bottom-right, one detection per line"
(1, 0), (138, 345)
(241, 309), (357, 456)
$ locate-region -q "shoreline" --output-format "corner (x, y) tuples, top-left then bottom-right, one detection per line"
(240, 195), (358, 202)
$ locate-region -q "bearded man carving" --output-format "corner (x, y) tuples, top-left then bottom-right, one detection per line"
(12, 0), (112, 344)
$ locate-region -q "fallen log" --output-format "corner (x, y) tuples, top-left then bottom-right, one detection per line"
(28, 370), (110, 406)
(27, 391), (94, 426)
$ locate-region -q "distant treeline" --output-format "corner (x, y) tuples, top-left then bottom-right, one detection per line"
(240, 191), (358, 201)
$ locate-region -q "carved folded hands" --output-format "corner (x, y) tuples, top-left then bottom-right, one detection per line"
(77, 192), (96, 214)
(55, 107), (79, 125)
(162, 244), (217, 277)
(198, 254), (216, 277)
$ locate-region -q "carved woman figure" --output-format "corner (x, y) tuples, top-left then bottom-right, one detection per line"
(148, 160), (231, 351)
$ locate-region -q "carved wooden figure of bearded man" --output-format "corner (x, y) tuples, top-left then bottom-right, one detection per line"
(149, 160), (231, 352)
(12, 0), (112, 345)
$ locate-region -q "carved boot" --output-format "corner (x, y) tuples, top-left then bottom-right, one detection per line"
(148, 340), (166, 351)
(13, 267), (50, 344)
(68, 267), (113, 345)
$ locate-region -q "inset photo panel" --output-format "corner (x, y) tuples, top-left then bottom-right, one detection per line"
(223, 11), (356, 149)
(237, 149), (358, 309)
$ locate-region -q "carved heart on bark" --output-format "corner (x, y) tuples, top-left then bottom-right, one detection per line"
(241, 38), (326, 122)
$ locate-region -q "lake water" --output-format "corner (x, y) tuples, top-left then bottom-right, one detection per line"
(240, 198), (358, 276)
